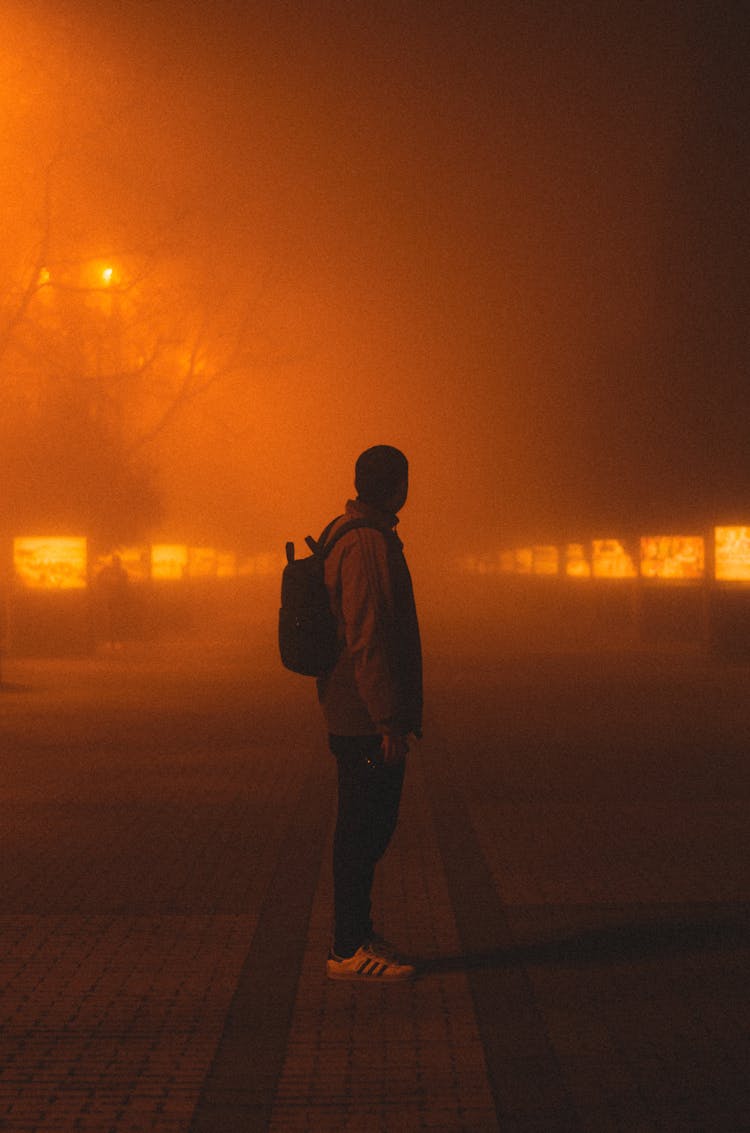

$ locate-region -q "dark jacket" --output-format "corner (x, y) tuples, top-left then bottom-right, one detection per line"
(316, 498), (422, 737)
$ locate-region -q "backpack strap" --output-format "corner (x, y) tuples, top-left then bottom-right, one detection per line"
(304, 515), (343, 556)
(304, 516), (394, 559)
(319, 517), (393, 558)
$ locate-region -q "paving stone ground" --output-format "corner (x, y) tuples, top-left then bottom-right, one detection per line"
(0, 637), (748, 1131)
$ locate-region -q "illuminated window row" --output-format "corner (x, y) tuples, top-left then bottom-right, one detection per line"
(10, 537), (283, 591)
(468, 527), (750, 582)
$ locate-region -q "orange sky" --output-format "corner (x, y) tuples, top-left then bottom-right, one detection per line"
(4, 2), (749, 567)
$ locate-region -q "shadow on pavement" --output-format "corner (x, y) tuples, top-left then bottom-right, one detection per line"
(417, 908), (750, 975)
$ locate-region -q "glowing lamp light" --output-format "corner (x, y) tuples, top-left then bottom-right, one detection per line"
(14, 536), (88, 590)
(187, 546), (217, 579)
(565, 543), (591, 578)
(238, 552), (283, 577)
(715, 526), (750, 582)
(592, 540), (637, 579)
(151, 543), (188, 581)
(533, 546), (559, 576)
(81, 261), (118, 290)
(515, 548), (533, 575)
(640, 536), (705, 580)
(216, 552), (237, 579)
(499, 550), (516, 574)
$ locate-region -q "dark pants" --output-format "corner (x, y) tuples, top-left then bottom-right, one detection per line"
(329, 733), (406, 957)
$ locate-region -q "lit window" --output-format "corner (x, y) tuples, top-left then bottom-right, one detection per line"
(640, 536), (705, 580)
(592, 540), (637, 579)
(715, 527), (750, 582)
(151, 544), (188, 580)
(14, 537), (88, 590)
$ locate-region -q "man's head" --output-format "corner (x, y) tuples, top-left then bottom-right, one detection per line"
(355, 445), (409, 513)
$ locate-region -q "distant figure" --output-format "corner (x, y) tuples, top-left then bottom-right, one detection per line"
(96, 554), (130, 650)
(318, 445), (422, 981)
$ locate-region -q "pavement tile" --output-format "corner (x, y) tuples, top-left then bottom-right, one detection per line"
(268, 748), (500, 1133)
(2, 647), (750, 1130)
(0, 914), (254, 1132)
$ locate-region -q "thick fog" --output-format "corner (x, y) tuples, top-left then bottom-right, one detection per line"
(2, 2), (748, 613)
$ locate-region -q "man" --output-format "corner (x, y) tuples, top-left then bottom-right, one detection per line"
(318, 445), (422, 981)
(96, 553), (130, 650)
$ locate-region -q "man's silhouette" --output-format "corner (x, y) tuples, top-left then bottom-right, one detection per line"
(317, 445), (422, 980)
(96, 553), (130, 649)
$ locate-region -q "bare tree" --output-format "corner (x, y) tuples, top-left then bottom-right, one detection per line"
(1, 17), (272, 546)
(1, 219), (264, 544)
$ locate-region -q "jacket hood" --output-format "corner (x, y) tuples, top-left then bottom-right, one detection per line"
(346, 498), (400, 531)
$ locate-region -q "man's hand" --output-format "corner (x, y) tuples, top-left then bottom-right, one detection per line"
(381, 733), (409, 765)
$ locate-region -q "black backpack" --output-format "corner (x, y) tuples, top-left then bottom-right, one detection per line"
(278, 516), (378, 676)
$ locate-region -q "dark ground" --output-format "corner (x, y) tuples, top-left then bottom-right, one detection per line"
(0, 619), (748, 1131)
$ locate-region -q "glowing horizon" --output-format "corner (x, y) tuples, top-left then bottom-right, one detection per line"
(715, 527), (750, 582)
(13, 536), (88, 590)
(640, 536), (705, 580)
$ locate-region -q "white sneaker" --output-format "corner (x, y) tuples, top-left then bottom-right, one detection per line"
(326, 943), (415, 982)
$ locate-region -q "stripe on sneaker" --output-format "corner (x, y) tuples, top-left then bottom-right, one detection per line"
(356, 956), (387, 977)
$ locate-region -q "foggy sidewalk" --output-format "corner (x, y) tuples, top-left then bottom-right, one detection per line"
(0, 643), (749, 1131)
